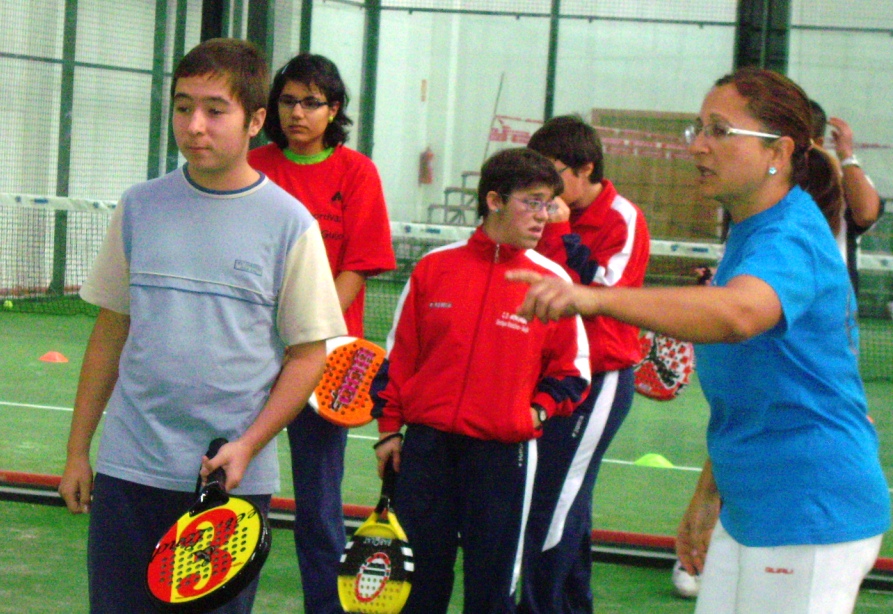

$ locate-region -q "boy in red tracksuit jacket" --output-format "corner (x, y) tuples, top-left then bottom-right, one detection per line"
(373, 147), (591, 614)
(520, 115), (650, 614)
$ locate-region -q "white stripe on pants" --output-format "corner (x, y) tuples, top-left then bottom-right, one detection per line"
(542, 371), (619, 550)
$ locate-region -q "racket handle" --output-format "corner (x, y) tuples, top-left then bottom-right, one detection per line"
(202, 437), (229, 491)
(206, 437), (228, 458)
(380, 457), (397, 503)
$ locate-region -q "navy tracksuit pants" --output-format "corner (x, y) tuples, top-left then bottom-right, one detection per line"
(518, 368), (635, 614)
(394, 423), (535, 614)
(288, 407), (349, 614)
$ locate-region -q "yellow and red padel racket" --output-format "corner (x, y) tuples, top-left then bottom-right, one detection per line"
(146, 438), (271, 613)
(309, 336), (386, 428)
(338, 459), (413, 613)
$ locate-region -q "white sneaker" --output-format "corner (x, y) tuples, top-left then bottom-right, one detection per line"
(671, 559), (700, 599)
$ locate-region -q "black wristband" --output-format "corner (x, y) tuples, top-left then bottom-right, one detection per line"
(373, 432), (404, 450)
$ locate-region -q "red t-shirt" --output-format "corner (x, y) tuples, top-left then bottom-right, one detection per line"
(248, 144), (396, 336)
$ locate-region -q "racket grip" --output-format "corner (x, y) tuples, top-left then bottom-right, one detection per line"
(381, 457), (397, 500)
(203, 437), (229, 491)
(206, 437), (228, 458)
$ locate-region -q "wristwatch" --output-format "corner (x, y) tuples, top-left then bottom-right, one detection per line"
(533, 403), (549, 428)
(840, 155), (861, 168)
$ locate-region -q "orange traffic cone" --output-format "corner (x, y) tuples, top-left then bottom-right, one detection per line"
(39, 351), (69, 363)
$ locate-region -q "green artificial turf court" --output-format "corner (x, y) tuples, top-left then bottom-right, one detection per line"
(1, 309), (893, 611)
(0, 309), (707, 542)
(3, 500), (892, 613)
(4, 310), (892, 543)
(1, 308), (893, 546)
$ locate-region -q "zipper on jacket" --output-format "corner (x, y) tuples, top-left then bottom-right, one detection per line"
(449, 242), (500, 431)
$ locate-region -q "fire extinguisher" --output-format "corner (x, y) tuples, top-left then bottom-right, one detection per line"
(419, 147), (434, 185)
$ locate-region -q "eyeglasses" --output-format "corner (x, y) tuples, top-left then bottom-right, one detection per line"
(508, 195), (559, 215)
(278, 95), (330, 111)
(683, 122), (781, 145)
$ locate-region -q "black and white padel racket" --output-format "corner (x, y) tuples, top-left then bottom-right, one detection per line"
(338, 459), (413, 613)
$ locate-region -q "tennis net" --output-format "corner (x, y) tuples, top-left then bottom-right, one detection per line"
(0, 194), (112, 314)
(2, 193), (891, 381)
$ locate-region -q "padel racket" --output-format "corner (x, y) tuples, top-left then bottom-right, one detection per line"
(309, 336), (386, 428)
(633, 330), (695, 401)
(338, 459), (413, 613)
(146, 438), (271, 613)
(634, 266), (708, 401)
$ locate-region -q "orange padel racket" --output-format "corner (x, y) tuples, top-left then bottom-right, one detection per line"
(146, 438), (272, 613)
(338, 459), (413, 613)
(309, 336), (386, 428)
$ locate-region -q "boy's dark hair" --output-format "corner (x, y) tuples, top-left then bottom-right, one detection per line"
(527, 114), (604, 184)
(171, 38), (269, 127)
(264, 53), (353, 150)
(477, 148), (563, 219)
(808, 99), (827, 141)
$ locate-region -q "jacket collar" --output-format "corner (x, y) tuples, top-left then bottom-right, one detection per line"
(469, 226), (525, 263)
(571, 179), (618, 225)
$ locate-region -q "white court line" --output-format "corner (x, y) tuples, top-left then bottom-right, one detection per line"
(349, 428), (702, 470)
(0, 400), (825, 477)
(7, 404), (892, 489)
(0, 401), (74, 412)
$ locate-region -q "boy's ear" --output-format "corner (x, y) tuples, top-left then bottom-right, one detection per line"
(247, 107), (266, 138)
(485, 190), (503, 215)
(578, 161), (595, 180)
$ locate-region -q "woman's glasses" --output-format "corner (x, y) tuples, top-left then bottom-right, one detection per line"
(684, 122), (781, 145)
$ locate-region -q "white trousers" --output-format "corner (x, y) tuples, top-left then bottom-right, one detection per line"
(695, 520), (882, 614)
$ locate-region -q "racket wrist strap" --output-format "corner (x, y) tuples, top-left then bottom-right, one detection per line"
(373, 432), (404, 450)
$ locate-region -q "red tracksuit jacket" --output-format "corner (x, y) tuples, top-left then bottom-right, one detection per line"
(377, 227), (591, 443)
(536, 180), (650, 373)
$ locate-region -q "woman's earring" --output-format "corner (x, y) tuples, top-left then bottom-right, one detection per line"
(328, 116), (334, 124)
(768, 166), (777, 175)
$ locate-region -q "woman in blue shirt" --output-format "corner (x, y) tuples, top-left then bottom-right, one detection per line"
(509, 67), (890, 613)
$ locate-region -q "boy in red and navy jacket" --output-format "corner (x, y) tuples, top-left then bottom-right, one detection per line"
(373, 148), (590, 614)
(520, 115), (650, 614)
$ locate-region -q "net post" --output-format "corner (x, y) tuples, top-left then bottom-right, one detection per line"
(49, 211), (69, 297)
(50, 0), (78, 297)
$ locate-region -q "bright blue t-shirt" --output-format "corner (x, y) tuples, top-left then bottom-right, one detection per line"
(696, 186), (890, 547)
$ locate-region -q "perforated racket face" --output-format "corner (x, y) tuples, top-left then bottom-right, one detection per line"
(311, 337), (385, 428)
(146, 497), (269, 610)
(634, 331), (695, 401)
(338, 512), (413, 613)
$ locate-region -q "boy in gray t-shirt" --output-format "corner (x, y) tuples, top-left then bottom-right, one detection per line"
(58, 38), (346, 613)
